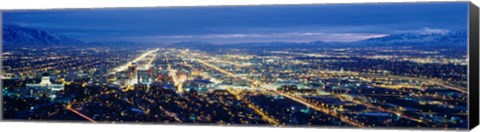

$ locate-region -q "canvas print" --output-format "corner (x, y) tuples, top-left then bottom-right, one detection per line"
(1, 2), (473, 130)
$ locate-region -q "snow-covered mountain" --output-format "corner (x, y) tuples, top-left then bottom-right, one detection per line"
(2, 25), (84, 46)
(356, 32), (467, 47)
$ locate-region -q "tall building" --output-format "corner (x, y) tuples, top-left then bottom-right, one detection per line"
(91, 65), (107, 85)
(24, 73), (64, 98)
(115, 71), (130, 87)
(137, 68), (152, 85)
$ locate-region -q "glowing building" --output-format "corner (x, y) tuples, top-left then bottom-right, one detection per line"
(24, 73), (64, 98)
(137, 68), (152, 85)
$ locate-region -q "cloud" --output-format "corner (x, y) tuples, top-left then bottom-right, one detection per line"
(414, 27), (450, 34)
(144, 32), (326, 39)
(123, 32), (388, 44)
(323, 33), (387, 42)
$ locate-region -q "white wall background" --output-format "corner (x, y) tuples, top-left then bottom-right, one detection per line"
(0, 0), (478, 132)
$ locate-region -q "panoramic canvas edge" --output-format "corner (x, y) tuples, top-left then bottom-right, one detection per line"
(1, 10), (4, 121)
(0, 1), (476, 131)
(468, 1), (480, 130)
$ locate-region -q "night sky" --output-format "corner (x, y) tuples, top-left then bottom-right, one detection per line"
(2, 2), (468, 44)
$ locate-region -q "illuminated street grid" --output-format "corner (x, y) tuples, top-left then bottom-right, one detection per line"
(2, 46), (468, 129)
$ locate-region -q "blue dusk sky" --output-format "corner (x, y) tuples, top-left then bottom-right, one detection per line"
(2, 2), (468, 44)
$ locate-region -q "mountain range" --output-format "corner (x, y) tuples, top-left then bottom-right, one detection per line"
(2, 25), (83, 46)
(2, 25), (467, 48)
(2, 25), (136, 47)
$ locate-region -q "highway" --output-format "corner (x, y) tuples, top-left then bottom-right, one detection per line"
(110, 48), (159, 74)
(333, 94), (424, 123)
(66, 103), (97, 123)
(275, 91), (366, 128)
(363, 73), (467, 93)
(164, 52), (184, 93)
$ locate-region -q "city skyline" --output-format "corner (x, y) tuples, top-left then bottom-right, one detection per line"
(1, 1), (472, 130)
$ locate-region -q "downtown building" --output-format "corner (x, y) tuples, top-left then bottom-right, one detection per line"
(24, 73), (64, 98)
